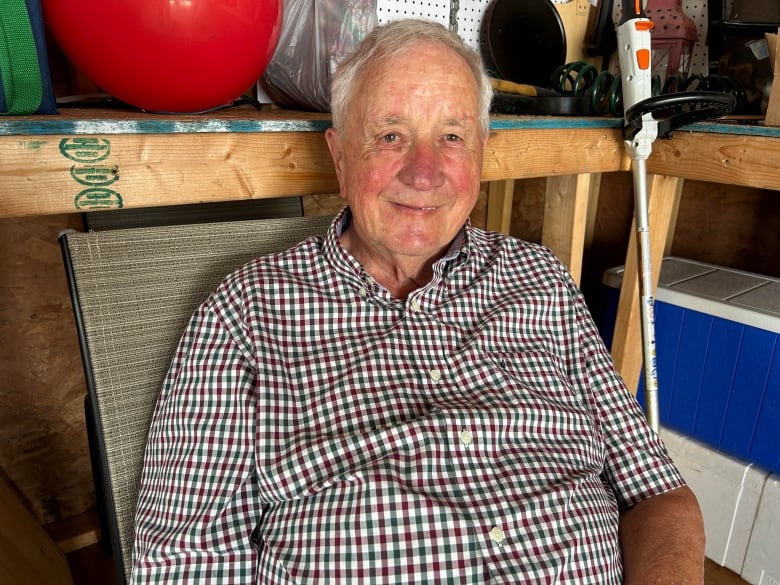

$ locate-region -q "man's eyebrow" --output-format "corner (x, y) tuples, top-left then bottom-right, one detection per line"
(443, 118), (467, 128)
(374, 115), (403, 127)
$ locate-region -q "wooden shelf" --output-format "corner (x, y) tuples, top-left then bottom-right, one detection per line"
(649, 127), (780, 190)
(0, 107), (631, 219)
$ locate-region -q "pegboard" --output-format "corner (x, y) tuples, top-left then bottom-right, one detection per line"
(376, 0), (450, 30)
(376, 0), (486, 50)
(376, 0), (711, 77)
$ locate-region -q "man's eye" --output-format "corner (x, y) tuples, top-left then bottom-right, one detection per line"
(381, 133), (399, 144)
(444, 133), (462, 142)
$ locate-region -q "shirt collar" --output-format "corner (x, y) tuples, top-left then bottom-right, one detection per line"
(324, 206), (473, 298)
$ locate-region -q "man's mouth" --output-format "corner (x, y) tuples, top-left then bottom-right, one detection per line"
(393, 202), (438, 213)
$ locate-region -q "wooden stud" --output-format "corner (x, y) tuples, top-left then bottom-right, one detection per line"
(542, 173), (601, 286)
(486, 180), (515, 234)
(0, 475), (73, 585)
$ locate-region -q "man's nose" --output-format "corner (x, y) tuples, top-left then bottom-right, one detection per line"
(397, 142), (445, 190)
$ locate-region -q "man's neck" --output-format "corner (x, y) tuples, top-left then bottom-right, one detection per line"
(339, 228), (437, 299)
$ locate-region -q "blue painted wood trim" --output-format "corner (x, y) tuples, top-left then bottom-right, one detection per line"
(674, 120), (780, 138)
(0, 116), (334, 136)
(1, 110), (779, 138)
(0, 113), (624, 136)
(489, 117), (623, 131)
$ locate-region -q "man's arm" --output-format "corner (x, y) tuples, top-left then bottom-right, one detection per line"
(619, 485), (705, 585)
(131, 302), (260, 584)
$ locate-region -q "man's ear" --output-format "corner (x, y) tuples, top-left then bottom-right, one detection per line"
(325, 127), (344, 186)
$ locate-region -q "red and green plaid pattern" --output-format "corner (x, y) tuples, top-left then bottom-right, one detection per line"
(131, 208), (684, 584)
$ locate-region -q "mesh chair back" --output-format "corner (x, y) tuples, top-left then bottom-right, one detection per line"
(60, 215), (332, 584)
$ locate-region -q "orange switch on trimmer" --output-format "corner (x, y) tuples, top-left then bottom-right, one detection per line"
(636, 48), (651, 70)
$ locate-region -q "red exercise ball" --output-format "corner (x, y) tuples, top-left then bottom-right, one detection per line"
(42, 0), (283, 113)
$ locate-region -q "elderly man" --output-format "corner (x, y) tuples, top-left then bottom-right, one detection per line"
(131, 18), (705, 584)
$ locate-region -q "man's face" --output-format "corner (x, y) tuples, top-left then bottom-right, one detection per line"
(325, 42), (486, 266)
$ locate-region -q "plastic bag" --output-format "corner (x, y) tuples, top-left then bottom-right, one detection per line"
(260, 0), (377, 112)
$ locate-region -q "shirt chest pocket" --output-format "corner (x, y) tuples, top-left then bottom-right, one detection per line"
(467, 348), (577, 403)
(480, 350), (607, 468)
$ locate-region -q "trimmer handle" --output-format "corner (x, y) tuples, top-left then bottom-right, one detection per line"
(616, 1), (655, 115)
(624, 91), (738, 140)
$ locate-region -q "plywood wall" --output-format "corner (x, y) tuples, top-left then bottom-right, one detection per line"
(0, 214), (92, 528)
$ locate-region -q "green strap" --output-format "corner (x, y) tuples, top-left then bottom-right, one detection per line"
(0, 0), (43, 115)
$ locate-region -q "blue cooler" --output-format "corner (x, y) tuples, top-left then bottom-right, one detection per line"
(600, 257), (780, 473)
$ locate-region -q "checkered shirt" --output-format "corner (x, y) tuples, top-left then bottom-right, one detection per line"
(131, 208), (685, 584)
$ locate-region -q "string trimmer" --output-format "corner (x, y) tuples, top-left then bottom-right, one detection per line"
(616, 0), (736, 431)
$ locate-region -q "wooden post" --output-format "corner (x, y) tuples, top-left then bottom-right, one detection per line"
(486, 179), (516, 234)
(0, 475), (73, 585)
(542, 173), (602, 286)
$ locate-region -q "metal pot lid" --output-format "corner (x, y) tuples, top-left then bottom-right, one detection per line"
(487, 0), (567, 89)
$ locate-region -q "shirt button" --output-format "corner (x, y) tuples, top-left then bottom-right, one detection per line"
(489, 526), (505, 545)
(460, 430), (473, 445)
(429, 368), (442, 381)
(358, 287), (367, 298)
(411, 298), (421, 312)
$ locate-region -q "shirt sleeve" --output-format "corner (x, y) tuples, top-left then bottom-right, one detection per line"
(130, 295), (261, 584)
(561, 263), (686, 510)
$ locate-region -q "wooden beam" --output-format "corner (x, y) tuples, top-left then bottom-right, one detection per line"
(483, 127), (627, 181)
(542, 173), (601, 285)
(45, 511), (101, 554)
(1, 475), (73, 585)
(0, 132), (339, 217)
(611, 174), (685, 393)
(583, 173), (603, 254)
(648, 131), (780, 192)
(486, 180), (515, 234)
(0, 125), (628, 219)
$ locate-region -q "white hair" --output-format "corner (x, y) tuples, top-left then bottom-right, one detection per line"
(329, 19), (493, 138)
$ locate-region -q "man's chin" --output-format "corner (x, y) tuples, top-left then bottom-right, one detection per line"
(386, 233), (451, 261)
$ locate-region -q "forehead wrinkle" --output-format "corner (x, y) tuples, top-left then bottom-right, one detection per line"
(350, 45), (480, 137)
